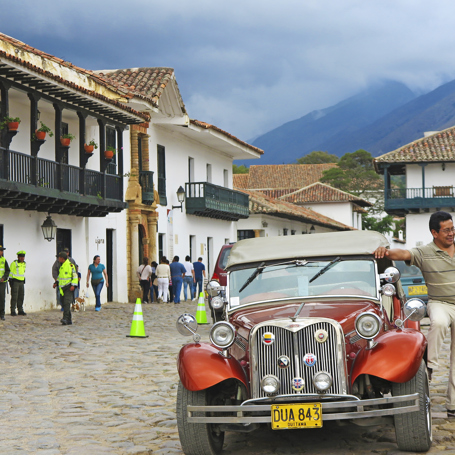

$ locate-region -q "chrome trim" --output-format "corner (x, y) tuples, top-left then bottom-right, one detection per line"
(187, 393), (420, 423)
(250, 318), (347, 399)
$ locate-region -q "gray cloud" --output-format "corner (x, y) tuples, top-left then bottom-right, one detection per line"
(3, 0), (455, 141)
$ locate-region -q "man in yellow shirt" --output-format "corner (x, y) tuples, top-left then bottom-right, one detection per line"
(53, 252), (78, 325)
(10, 250), (26, 316)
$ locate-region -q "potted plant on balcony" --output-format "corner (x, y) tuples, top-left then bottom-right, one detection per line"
(0, 116), (21, 131)
(33, 121), (54, 141)
(104, 145), (116, 160)
(84, 139), (98, 154)
(60, 133), (75, 147)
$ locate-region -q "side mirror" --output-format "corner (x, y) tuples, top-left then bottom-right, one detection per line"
(379, 266), (400, 284)
(403, 298), (427, 321)
(206, 279), (222, 297)
(176, 313), (200, 342)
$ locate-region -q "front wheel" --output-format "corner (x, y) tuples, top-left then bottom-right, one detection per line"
(176, 381), (225, 455)
(392, 360), (432, 452)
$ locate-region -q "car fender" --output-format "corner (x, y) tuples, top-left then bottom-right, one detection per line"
(177, 342), (248, 392)
(351, 329), (427, 384)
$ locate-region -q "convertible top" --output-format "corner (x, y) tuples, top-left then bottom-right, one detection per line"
(226, 230), (389, 268)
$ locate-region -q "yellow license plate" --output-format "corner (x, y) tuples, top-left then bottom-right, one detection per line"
(409, 285), (428, 295)
(271, 403), (322, 429)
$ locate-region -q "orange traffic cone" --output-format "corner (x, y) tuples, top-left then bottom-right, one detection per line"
(126, 298), (149, 338)
(195, 292), (208, 324)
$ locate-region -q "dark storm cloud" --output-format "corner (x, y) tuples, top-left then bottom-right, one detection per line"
(3, 0), (455, 140)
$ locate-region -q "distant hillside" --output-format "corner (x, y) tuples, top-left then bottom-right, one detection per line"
(244, 81), (416, 164)
(319, 78), (455, 156)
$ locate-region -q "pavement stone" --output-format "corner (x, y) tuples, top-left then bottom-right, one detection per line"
(0, 301), (453, 454)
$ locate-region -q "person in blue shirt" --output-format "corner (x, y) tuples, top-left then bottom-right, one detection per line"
(192, 257), (206, 300)
(169, 256), (186, 304)
(86, 255), (109, 311)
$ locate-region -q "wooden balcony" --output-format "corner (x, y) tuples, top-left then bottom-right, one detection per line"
(385, 187), (455, 216)
(185, 182), (249, 221)
(139, 170), (154, 205)
(0, 147), (126, 216)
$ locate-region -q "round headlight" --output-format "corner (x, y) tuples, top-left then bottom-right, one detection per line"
(381, 283), (396, 297)
(209, 321), (235, 349)
(312, 371), (332, 391)
(206, 280), (221, 297)
(261, 375), (280, 394)
(355, 312), (381, 340)
(211, 296), (224, 310)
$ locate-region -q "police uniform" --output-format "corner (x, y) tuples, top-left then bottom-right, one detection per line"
(10, 250), (26, 316)
(0, 245), (10, 320)
(57, 253), (78, 325)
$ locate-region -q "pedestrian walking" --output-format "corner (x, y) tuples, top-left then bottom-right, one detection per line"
(0, 245), (10, 321)
(86, 255), (109, 311)
(183, 255), (195, 301)
(136, 257), (153, 303)
(170, 256), (186, 304)
(156, 257), (171, 303)
(373, 210), (455, 418)
(53, 251), (77, 325)
(192, 257), (206, 300)
(9, 250), (27, 316)
(149, 261), (158, 302)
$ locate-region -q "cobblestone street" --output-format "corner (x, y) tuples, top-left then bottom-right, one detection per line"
(1, 302), (455, 454)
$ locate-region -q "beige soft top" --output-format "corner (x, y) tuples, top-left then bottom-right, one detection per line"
(227, 231), (389, 269)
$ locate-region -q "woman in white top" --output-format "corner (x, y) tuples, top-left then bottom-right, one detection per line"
(136, 257), (153, 303)
(155, 257), (171, 303)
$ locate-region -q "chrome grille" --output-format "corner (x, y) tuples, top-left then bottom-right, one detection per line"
(251, 320), (346, 398)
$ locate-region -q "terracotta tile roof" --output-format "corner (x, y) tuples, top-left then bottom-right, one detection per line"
(374, 126), (455, 169)
(191, 120), (264, 155)
(95, 67), (185, 111)
(246, 164), (337, 190)
(240, 189), (354, 231)
(233, 174), (250, 189)
(278, 182), (372, 207)
(0, 32), (149, 122)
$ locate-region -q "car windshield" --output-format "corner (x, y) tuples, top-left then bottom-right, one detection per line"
(228, 259), (377, 306)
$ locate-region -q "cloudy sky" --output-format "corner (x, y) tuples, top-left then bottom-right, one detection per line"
(3, 1), (455, 141)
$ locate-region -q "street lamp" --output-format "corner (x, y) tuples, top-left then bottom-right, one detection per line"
(41, 214), (57, 241)
(172, 186), (186, 212)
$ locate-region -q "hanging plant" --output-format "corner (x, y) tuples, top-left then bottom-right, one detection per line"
(84, 139), (98, 154)
(104, 145), (116, 159)
(33, 121), (54, 141)
(1, 116), (21, 131)
(60, 133), (76, 147)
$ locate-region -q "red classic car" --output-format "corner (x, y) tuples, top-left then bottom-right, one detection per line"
(176, 231), (431, 454)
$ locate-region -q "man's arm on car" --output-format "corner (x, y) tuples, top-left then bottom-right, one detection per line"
(373, 247), (411, 261)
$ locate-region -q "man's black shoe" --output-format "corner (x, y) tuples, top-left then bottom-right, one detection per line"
(11, 311), (17, 316)
(0, 316), (5, 320)
(18, 311), (26, 316)
(428, 367), (433, 382)
(61, 319), (73, 325)
(448, 409), (455, 418)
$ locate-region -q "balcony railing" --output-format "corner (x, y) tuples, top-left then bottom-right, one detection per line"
(385, 187), (455, 214)
(185, 182), (249, 221)
(139, 170), (154, 205)
(0, 147), (126, 216)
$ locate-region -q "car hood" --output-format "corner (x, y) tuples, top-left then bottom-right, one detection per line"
(230, 300), (380, 336)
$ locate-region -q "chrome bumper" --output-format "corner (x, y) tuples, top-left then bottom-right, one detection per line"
(188, 393), (419, 424)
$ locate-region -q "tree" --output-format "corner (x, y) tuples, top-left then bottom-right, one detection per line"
(362, 214), (394, 235)
(296, 151), (339, 164)
(320, 149), (381, 197)
(233, 164), (249, 174)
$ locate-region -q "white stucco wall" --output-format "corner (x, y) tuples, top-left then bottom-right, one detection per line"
(301, 202), (355, 227)
(2, 90), (131, 312)
(406, 163), (455, 189)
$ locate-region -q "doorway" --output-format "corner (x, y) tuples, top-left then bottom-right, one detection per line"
(56, 229), (72, 258)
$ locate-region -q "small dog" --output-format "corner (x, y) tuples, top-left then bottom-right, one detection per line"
(72, 296), (86, 312)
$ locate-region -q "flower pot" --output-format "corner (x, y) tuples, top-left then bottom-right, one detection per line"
(7, 121), (19, 131)
(84, 144), (94, 154)
(35, 130), (46, 140)
(104, 150), (114, 159)
(60, 138), (71, 147)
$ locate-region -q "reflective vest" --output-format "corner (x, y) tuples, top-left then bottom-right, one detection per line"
(0, 257), (5, 278)
(58, 259), (78, 296)
(10, 260), (26, 281)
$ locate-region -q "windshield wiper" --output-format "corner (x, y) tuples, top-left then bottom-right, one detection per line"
(309, 257), (341, 283)
(239, 262), (266, 293)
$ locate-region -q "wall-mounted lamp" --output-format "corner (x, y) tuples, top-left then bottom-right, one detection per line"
(261, 221), (268, 228)
(442, 162), (446, 171)
(41, 214), (57, 241)
(172, 186), (186, 212)
(309, 225), (315, 234)
(283, 228), (288, 236)
(37, 110), (41, 121)
(291, 230), (296, 235)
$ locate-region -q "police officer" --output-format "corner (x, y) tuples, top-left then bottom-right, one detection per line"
(53, 251), (78, 325)
(0, 245), (10, 321)
(10, 250), (26, 316)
